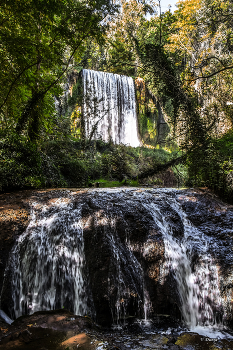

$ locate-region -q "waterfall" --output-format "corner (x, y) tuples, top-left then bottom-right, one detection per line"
(2, 188), (232, 338)
(10, 198), (88, 319)
(82, 69), (141, 147)
(144, 197), (224, 336)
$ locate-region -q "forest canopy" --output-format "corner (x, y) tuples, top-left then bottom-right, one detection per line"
(0, 0), (232, 202)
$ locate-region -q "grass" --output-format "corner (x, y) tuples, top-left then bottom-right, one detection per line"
(93, 178), (139, 188)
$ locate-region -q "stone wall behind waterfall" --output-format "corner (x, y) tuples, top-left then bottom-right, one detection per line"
(82, 69), (141, 147)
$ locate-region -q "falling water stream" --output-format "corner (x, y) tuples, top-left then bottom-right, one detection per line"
(82, 69), (141, 147)
(10, 198), (88, 319)
(144, 198), (229, 338)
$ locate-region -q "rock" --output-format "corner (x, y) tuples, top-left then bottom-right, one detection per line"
(0, 310), (96, 350)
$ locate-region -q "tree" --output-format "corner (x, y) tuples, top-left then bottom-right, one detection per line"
(0, 0), (117, 140)
(132, 0), (233, 198)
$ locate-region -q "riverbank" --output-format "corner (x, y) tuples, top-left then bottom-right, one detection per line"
(0, 137), (183, 193)
(1, 308), (233, 349)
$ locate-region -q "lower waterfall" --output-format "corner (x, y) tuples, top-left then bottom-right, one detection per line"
(10, 198), (88, 319)
(144, 199), (225, 337)
(2, 188), (233, 339)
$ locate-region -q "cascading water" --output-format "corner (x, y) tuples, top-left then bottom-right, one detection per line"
(9, 198), (88, 319)
(2, 188), (233, 340)
(82, 69), (141, 147)
(144, 198), (226, 337)
(107, 228), (144, 324)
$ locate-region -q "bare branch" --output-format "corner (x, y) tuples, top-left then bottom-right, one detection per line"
(186, 65), (233, 82)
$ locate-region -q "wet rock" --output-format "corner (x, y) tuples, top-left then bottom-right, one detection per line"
(0, 310), (97, 350)
(174, 332), (233, 350)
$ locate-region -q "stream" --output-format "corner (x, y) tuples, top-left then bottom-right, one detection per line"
(1, 188), (233, 349)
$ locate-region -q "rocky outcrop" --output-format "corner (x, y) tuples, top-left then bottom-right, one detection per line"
(1, 310), (233, 349)
(81, 192), (166, 324)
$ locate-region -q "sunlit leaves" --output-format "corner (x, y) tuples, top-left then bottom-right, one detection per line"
(0, 0), (116, 140)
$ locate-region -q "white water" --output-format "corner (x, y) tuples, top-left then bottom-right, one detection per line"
(0, 309), (13, 325)
(145, 198), (227, 338)
(10, 198), (87, 318)
(82, 69), (141, 147)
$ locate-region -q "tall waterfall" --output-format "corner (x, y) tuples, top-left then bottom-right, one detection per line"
(82, 69), (141, 147)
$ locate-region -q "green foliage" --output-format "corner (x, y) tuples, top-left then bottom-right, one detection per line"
(105, 37), (136, 76)
(0, 135), (43, 191)
(101, 145), (134, 180)
(187, 131), (233, 202)
(94, 178), (139, 187)
(0, 136), (177, 192)
(172, 164), (189, 186)
(0, 135), (68, 191)
(0, 0), (117, 141)
(68, 80), (82, 111)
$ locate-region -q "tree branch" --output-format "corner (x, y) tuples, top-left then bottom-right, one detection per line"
(192, 56), (229, 69)
(137, 154), (186, 179)
(187, 65), (233, 82)
(0, 61), (39, 111)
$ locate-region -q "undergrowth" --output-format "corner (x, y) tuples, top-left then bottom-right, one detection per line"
(187, 131), (233, 203)
(0, 136), (177, 192)
(1, 134), (232, 204)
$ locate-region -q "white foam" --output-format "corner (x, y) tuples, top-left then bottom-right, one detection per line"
(190, 325), (233, 339)
(0, 309), (13, 325)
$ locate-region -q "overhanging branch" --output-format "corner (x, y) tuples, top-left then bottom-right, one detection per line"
(187, 65), (233, 82)
(137, 154), (186, 179)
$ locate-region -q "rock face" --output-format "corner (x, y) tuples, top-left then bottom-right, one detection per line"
(0, 188), (233, 330)
(81, 190), (167, 325)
